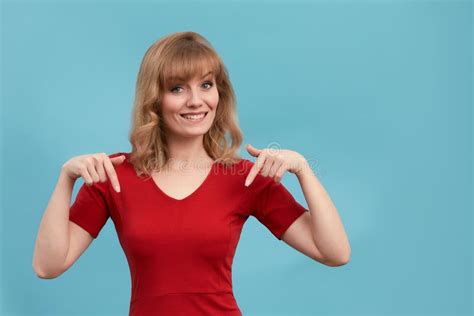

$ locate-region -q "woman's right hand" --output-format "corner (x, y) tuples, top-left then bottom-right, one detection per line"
(61, 153), (126, 193)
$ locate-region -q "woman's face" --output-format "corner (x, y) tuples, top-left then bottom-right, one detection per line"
(160, 71), (219, 139)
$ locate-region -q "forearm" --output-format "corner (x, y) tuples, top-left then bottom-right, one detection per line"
(32, 169), (75, 277)
(296, 161), (351, 264)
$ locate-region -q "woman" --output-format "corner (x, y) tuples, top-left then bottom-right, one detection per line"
(32, 31), (351, 315)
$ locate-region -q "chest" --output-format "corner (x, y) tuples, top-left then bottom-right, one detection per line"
(151, 168), (211, 200)
(111, 164), (251, 260)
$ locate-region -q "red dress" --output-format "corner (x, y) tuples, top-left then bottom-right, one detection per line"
(69, 152), (308, 315)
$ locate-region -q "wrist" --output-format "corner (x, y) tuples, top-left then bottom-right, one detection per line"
(59, 167), (76, 184)
(295, 156), (311, 177)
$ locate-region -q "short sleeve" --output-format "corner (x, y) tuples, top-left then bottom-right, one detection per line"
(245, 161), (309, 240)
(69, 177), (111, 239)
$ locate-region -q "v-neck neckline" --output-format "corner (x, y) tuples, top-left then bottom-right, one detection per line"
(150, 161), (217, 202)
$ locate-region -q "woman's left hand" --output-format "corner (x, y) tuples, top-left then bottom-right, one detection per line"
(244, 143), (308, 186)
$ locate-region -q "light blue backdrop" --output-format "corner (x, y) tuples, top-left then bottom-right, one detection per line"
(1, 1), (472, 315)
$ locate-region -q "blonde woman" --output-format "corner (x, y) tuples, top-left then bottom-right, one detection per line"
(32, 31), (350, 315)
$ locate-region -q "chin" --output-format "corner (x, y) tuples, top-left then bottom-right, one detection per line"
(183, 127), (211, 136)
(175, 123), (211, 136)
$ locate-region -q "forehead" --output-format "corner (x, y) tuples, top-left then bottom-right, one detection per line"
(161, 53), (218, 86)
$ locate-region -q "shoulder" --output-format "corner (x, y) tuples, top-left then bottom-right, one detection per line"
(108, 151), (130, 159)
(87, 151), (132, 193)
(107, 151), (131, 165)
(230, 158), (253, 170)
(237, 158), (257, 175)
(218, 158), (268, 189)
(104, 151), (132, 176)
(217, 158), (253, 176)
(239, 158), (277, 190)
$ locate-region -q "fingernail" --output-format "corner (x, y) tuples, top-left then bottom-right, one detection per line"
(245, 180), (249, 187)
(115, 186), (120, 192)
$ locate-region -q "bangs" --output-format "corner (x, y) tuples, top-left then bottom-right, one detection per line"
(160, 43), (220, 88)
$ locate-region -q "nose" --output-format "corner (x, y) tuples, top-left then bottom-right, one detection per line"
(185, 87), (205, 108)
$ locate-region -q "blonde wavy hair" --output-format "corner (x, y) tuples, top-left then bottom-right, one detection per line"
(128, 31), (244, 178)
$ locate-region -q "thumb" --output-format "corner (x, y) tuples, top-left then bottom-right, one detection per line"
(246, 143), (261, 157)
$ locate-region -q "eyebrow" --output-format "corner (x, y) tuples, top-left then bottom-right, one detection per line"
(200, 71), (213, 79)
(172, 71), (214, 82)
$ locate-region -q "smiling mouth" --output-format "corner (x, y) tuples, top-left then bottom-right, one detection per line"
(179, 112), (208, 121)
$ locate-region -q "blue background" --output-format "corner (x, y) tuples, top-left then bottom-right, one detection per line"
(1, 0), (472, 315)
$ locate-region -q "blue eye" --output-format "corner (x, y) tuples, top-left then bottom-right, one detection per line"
(202, 81), (214, 89)
(170, 81), (214, 93)
(170, 86), (183, 93)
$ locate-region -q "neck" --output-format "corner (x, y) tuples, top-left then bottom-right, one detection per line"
(165, 134), (213, 170)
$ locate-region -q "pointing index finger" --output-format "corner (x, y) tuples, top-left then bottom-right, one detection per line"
(245, 155), (265, 187)
(103, 157), (121, 192)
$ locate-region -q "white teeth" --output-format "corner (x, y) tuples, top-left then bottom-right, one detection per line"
(182, 113), (205, 120)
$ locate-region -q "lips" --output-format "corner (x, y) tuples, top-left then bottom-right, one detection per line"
(180, 111), (208, 117)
